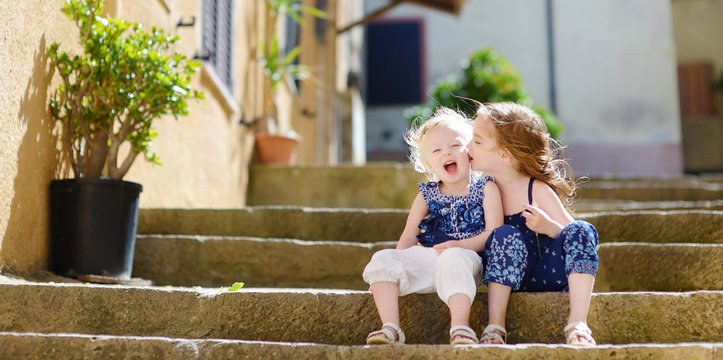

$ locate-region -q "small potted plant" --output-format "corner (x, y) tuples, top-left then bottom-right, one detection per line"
(255, 0), (325, 164)
(47, 0), (203, 280)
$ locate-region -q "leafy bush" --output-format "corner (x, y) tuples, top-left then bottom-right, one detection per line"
(48, 0), (204, 179)
(404, 48), (563, 139)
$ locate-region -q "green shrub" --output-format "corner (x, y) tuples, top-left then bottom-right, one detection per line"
(48, 0), (204, 179)
(404, 48), (563, 139)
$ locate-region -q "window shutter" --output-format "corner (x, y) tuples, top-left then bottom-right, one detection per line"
(202, 0), (234, 92)
(678, 62), (716, 118)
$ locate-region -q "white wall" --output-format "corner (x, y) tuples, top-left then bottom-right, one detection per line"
(364, 0), (682, 176)
(554, 0), (681, 176)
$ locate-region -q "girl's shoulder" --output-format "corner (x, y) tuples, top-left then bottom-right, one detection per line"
(418, 180), (440, 193)
(418, 181), (441, 203)
(471, 175), (495, 191)
(531, 178), (559, 202)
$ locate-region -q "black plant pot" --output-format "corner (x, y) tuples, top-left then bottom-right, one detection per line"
(49, 178), (142, 280)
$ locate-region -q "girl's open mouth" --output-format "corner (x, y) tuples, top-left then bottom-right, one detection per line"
(444, 160), (458, 174)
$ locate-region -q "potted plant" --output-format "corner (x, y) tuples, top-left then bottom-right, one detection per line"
(47, 0), (203, 280)
(255, 0), (325, 164)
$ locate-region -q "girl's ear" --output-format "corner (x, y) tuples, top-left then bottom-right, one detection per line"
(499, 147), (513, 163)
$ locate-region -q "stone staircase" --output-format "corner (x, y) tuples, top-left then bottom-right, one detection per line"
(1, 165), (722, 359)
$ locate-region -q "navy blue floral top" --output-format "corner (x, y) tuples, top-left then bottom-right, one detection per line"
(416, 176), (490, 247)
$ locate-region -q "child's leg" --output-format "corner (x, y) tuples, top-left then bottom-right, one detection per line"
(369, 281), (401, 338)
(434, 247), (482, 344)
(561, 220), (599, 345)
(448, 293), (472, 327)
(486, 282), (511, 328)
(362, 246), (438, 342)
(568, 273), (595, 324)
(434, 247), (482, 327)
(481, 225), (526, 344)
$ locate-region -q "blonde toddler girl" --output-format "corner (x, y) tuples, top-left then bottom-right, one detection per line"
(362, 106), (503, 345)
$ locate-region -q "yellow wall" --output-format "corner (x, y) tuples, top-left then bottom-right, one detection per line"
(0, 0), (257, 275)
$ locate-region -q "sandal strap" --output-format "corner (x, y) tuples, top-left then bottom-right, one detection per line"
(449, 325), (478, 344)
(564, 322), (592, 337)
(480, 324), (507, 344)
(367, 322), (405, 344)
(564, 322), (595, 345)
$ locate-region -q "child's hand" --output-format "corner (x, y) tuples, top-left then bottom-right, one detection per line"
(432, 240), (456, 254)
(522, 203), (562, 238)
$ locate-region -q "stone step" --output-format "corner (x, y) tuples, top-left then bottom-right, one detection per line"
(133, 235), (723, 291)
(1, 332), (720, 360)
(248, 165), (723, 208)
(137, 208), (723, 244)
(0, 283), (720, 345)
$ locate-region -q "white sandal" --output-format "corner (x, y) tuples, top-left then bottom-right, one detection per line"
(449, 325), (478, 345)
(366, 322), (406, 345)
(479, 324), (507, 344)
(564, 322), (596, 346)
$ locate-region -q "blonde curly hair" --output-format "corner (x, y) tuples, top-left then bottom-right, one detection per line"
(404, 107), (474, 181)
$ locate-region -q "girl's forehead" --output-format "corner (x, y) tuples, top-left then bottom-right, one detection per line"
(425, 122), (469, 141)
(473, 116), (494, 134)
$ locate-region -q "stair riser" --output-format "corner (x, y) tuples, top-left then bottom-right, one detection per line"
(133, 236), (723, 291)
(1, 332), (720, 360)
(0, 284), (719, 345)
(137, 209), (723, 244)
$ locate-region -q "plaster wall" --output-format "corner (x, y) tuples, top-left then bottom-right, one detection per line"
(0, 0), (254, 274)
(113, 0), (254, 208)
(554, 0), (682, 176)
(0, 0), (77, 274)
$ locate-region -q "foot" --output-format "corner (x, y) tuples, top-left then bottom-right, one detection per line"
(449, 325), (477, 345)
(479, 324), (506, 344)
(564, 322), (596, 346)
(366, 323), (405, 345)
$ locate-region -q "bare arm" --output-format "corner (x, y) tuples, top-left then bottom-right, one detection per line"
(522, 181), (575, 238)
(433, 181), (504, 253)
(396, 192), (428, 250)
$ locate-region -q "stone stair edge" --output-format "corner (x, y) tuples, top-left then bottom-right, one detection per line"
(136, 233), (722, 247)
(138, 206), (723, 214)
(1, 281), (721, 344)
(1, 331), (722, 360)
(136, 233), (398, 248)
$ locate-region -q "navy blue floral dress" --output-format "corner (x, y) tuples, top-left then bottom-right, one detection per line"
(481, 178), (599, 292)
(416, 176), (491, 247)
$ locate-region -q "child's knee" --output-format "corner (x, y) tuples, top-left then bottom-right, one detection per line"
(363, 249), (400, 283)
(369, 248), (396, 264)
(562, 220), (599, 247)
(436, 247), (481, 274)
(562, 221), (600, 276)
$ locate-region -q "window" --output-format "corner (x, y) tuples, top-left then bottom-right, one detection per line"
(201, 0), (234, 92)
(365, 20), (424, 105)
(678, 62), (716, 118)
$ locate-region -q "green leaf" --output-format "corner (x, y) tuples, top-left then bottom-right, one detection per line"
(299, 5), (327, 19)
(228, 282), (244, 291)
(279, 46), (300, 67)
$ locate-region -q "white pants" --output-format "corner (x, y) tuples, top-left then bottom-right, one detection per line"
(362, 245), (483, 305)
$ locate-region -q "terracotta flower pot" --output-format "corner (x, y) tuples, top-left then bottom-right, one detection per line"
(255, 133), (301, 164)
